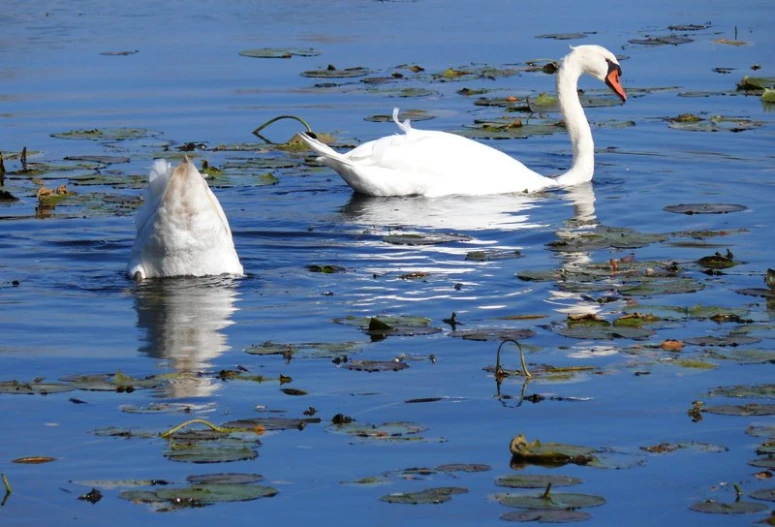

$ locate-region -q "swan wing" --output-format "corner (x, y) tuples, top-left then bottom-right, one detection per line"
(342, 129), (550, 196)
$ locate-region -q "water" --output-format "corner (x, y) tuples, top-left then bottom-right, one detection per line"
(1, 1), (774, 525)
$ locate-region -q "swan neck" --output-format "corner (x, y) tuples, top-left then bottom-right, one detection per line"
(555, 57), (594, 187)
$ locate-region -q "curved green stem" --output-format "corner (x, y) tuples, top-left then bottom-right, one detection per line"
(2, 473), (11, 494)
(496, 339), (532, 378)
(160, 418), (231, 438)
(252, 115), (313, 139)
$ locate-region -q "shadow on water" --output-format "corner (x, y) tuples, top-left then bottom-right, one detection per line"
(133, 276), (241, 398)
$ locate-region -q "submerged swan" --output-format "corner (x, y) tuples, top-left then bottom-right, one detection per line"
(300, 45), (627, 197)
(127, 157), (243, 279)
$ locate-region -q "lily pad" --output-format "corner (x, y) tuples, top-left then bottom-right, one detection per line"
(326, 421), (428, 441)
(239, 47), (321, 59)
(663, 203), (747, 215)
(62, 155), (130, 164)
(495, 474), (582, 489)
(436, 463), (491, 473)
(186, 473), (264, 485)
(750, 488), (775, 502)
(163, 440), (258, 464)
(344, 360), (409, 372)
(546, 226), (667, 252)
(708, 384), (775, 399)
(222, 416), (321, 431)
(628, 35), (693, 46)
(704, 404), (775, 416)
(749, 457), (775, 469)
(618, 277), (704, 296)
(509, 434), (597, 467)
(449, 328), (536, 341)
(0, 380), (74, 395)
(684, 335), (760, 347)
(493, 491), (606, 510)
(737, 76), (775, 91)
(365, 109), (434, 123)
(301, 66), (370, 79)
(334, 315), (442, 338)
(465, 249), (523, 261)
(50, 128), (157, 141)
(690, 500), (768, 514)
(380, 487), (468, 505)
(640, 441), (728, 454)
(557, 324), (654, 341)
(119, 483), (278, 509)
(500, 509), (592, 523)
(383, 232), (472, 245)
(244, 341), (362, 359)
(60, 371), (166, 391)
(535, 33), (587, 40)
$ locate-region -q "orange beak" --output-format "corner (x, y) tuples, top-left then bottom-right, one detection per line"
(606, 67), (627, 102)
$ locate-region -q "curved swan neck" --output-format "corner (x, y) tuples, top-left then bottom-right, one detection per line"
(554, 55), (594, 187)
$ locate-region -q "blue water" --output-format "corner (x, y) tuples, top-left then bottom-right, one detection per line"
(1, 1), (774, 525)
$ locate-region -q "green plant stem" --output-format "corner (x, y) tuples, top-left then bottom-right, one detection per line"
(252, 115), (313, 137)
(496, 339), (532, 378)
(2, 473), (11, 494)
(160, 419), (231, 438)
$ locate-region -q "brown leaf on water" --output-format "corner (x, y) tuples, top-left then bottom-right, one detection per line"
(13, 456), (56, 464)
(660, 339), (684, 351)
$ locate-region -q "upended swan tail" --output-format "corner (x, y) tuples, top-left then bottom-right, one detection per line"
(391, 107), (413, 134)
(298, 132), (352, 167)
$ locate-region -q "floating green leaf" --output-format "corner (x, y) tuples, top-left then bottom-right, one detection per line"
(222, 416), (321, 431)
(640, 441), (728, 454)
(51, 128), (157, 141)
(664, 203), (747, 215)
(493, 491), (606, 510)
(629, 35), (693, 46)
(750, 488), (775, 502)
(383, 233), (472, 245)
(364, 109), (434, 122)
(239, 47), (321, 59)
(119, 483), (278, 509)
(380, 487), (468, 504)
(535, 33), (587, 40)
(737, 76), (775, 91)
(465, 249), (523, 261)
(690, 500), (768, 514)
(186, 473), (263, 485)
(163, 440), (258, 464)
(495, 474), (582, 489)
(60, 372), (166, 391)
(0, 380), (74, 395)
(704, 404), (775, 416)
(302, 66), (370, 79)
(708, 384), (775, 399)
(509, 434), (597, 466)
(684, 335), (760, 347)
(326, 421), (428, 441)
(449, 328), (536, 341)
(344, 360), (409, 372)
(500, 509), (592, 523)
(334, 315), (442, 338)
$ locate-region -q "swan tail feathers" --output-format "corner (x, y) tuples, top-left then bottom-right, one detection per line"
(298, 132), (352, 166)
(392, 107), (412, 135)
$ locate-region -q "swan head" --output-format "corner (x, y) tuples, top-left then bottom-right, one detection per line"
(567, 45), (626, 102)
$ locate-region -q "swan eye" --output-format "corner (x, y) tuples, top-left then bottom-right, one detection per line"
(605, 59), (622, 78)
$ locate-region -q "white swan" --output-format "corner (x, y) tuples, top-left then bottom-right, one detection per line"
(299, 45), (626, 197)
(127, 157), (243, 279)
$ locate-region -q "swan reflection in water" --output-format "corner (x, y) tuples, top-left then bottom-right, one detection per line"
(338, 182), (600, 315)
(133, 276), (240, 398)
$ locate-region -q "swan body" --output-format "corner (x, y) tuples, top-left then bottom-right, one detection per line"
(127, 157), (243, 280)
(300, 45), (626, 198)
